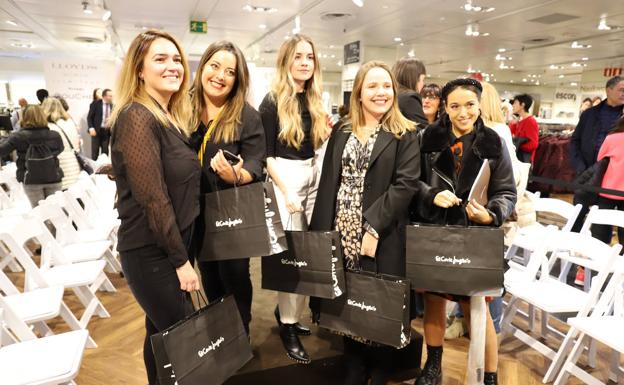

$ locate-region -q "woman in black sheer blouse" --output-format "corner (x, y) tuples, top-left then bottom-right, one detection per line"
(189, 41), (265, 336)
(109, 30), (200, 385)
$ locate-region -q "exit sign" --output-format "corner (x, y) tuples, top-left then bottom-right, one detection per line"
(190, 21), (207, 34)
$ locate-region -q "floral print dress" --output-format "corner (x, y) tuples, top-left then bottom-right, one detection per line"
(335, 127), (379, 270)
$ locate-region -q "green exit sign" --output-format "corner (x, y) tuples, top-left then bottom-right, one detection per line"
(190, 20), (207, 33)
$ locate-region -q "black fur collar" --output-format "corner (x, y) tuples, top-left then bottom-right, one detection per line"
(420, 116), (503, 159)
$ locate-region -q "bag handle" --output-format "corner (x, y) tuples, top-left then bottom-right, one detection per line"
(53, 123), (77, 151)
(208, 154), (241, 192)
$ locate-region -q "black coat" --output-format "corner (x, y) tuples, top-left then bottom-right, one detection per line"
(87, 99), (113, 136)
(309, 122), (421, 277)
(412, 116), (516, 227)
(398, 91), (428, 127)
(0, 126), (64, 183)
(570, 100), (624, 175)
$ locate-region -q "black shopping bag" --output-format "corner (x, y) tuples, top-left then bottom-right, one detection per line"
(261, 230), (345, 298)
(405, 223), (504, 296)
(318, 268), (411, 348)
(151, 295), (252, 385)
(200, 182), (287, 261)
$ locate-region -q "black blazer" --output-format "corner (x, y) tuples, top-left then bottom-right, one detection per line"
(398, 91), (428, 127)
(190, 102), (266, 192)
(309, 122), (421, 277)
(87, 100), (113, 135)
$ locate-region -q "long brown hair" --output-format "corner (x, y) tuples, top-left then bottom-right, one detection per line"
(392, 57), (426, 93)
(109, 30), (191, 134)
(347, 61), (415, 137)
(189, 41), (249, 143)
(270, 34), (327, 150)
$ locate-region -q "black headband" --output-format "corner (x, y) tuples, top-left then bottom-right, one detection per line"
(441, 78), (483, 101)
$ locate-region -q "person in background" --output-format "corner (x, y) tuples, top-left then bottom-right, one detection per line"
(509, 93), (539, 163)
(87, 88), (114, 160)
(392, 57), (428, 126)
(421, 83), (442, 125)
(590, 116), (624, 247)
(92, 88), (103, 103)
(42, 97), (81, 189)
(36, 89), (49, 104)
(10, 98), (28, 130)
(580, 97), (592, 115)
(189, 40), (265, 336)
(592, 95), (602, 106)
(0, 104), (64, 207)
(412, 78), (516, 385)
(310, 60), (420, 385)
(259, 33), (329, 364)
(108, 30), (200, 385)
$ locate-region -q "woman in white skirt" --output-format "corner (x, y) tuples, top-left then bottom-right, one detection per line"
(259, 33), (329, 364)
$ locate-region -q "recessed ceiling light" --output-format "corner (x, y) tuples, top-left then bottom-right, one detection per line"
(352, 0), (364, 7)
(337, 60), (342, 66)
(510, 66), (514, 69)
(82, 1), (92, 14)
(581, 57), (589, 61)
(498, 48), (506, 52)
(571, 62), (581, 67)
(570, 82), (578, 86)
(393, 37), (402, 42)
(408, 49), (415, 57)
(571, 41), (591, 49)
(559, 74), (565, 78)
(510, 80), (514, 83)
(10, 42), (33, 48)
(598, 15), (611, 30)
(522, 78), (527, 82)
(382, 5), (389, 9)
(259, 24), (267, 29)
(6, 20), (17, 26)
(242, 5), (278, 13)
(102, 9), (112, 21)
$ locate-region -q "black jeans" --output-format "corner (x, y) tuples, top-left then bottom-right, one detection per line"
(591, 195), (624, 247)
(121, 244), (194, 385)
(198, 258), (252, 334)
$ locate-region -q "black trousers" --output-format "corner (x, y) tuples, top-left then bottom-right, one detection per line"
(91, 130), (110, 160)
(120, 235), (194, 385)
(591, 195), (624, 247)
(198, 258), (252, 334)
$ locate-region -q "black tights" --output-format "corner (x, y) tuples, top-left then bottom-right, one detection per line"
(120, 245), (194, 385)
(198, 258), (252, 334)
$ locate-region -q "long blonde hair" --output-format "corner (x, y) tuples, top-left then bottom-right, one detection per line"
(479, 81), (506, 127)
(348, 61), (416, 137)
(109, 30), (191, 134)
(270, 34), (327, 150)
(190, 41), (249, 143)
(42, 97), (70, 122)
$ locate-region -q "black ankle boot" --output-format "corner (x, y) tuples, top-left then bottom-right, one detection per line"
(484, 372), (498, 385)
(274, 306), (311, 336)
(279, 324), (311, 364)
(416, 345), (443, 385)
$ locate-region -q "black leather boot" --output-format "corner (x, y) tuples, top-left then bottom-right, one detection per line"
(274, 306), (311, 336)
(484, 372), (498, 385)
(416, 345), (443, 385)
(279, 324), (311, 364)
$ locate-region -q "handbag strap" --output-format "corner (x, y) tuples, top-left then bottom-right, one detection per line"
(53, 123), (77, 152)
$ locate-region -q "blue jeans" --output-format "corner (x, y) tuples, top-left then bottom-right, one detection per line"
(452, 297), (503, 334)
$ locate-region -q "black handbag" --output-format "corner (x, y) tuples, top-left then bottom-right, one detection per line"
(261, 230), (345, 299)
(573, 157), (610, 207)
(318, 260), (411, 348)
(55, 123), (94, 174)
(199, 182), (287, 261)
(151, 295), (253, 385)
(405, 223), (504, 297)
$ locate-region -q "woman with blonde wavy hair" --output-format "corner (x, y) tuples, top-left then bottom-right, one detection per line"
(259, 33), (329, 364)
(109, 29), (200, 385)
(189, 40), (265, 336)
(42, 97), (81, 189)
(309, 60), (420, 384)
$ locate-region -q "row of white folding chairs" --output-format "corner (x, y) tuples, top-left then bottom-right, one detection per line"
(502, 206), (624, 384)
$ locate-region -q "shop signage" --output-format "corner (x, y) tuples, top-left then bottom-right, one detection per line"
(555, 92), (577, 101)
(603, 67), (623, 77)
(344, 41), (361, 65)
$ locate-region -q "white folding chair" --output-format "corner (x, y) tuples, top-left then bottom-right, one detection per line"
(30, 202), (121, 273)
(501, 231), (622, 383)
(0, 308), (89, 385)
(0, 269), (97, 348)
(553, 258), (624, 385)
(0, 219), (111, 328)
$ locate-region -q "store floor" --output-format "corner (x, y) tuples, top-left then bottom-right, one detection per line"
(32, 257), (618, 384)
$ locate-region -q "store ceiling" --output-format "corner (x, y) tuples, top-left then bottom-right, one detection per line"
(1, 0), (623, 86)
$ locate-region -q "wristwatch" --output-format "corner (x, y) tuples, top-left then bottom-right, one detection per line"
(363, 222), (379, 239)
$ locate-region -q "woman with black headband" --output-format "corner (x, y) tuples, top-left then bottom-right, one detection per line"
(411, 78), (516, 385)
